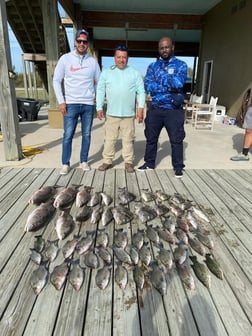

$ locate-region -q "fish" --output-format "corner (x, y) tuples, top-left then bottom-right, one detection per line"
(112, 246), (132, 265)
(33, 235), (45, 253)
(156, 226), (176, 244)
(176, 216), (190, 233)
(62, 235), (80, 259)
(25, 199), (55, 232)
(155, 190), (170, 201)
(129, 246), (139, 265)
(68, 259), (86, 291)
(186, 211), (199, 230)
(114, 228), (128, 248)
(146, 225), (160, 245)
(100, 192), (113, 206)
(195, 230), (214, 250)
(53, 185), (80, 210)
(190, 255), (211, 289)
(176, 261), (196, 290)
(55, 211), (75, 240)
(96, 229), (109, 248)
(50, 260), (69, 290)
(30, 262), (49, 295)
(97, 246), (112, 264)
(112, 205), (134, 225)
(101, 206), (114, 226)
(29, 185), (60, 205)
(169, 204), (183, 218)
(75, 186), (92, 207)
(154, 203), (170, 217)
(140, 189), (155, 202)
(139, 242), (152, 266)
(132, 229), (145, 250)
(175, 228), (188, 245)
(29, 248), (42, 265)
(118, 187), (136, 204)
(134, 203), (156, 223)
(89, 192), (102, 207)
(161, 215), (176, 234)
(43, 239), (59, 262)
(157, 245), (173, 269)
(191, 206), (210, 223)
(149, 261), (167, 296)
(75, 205), (92, 222)
(90, 206), (103, 224)
(204, 253), (224, 280)
(76, 231), (95, 255)
(115, 261), (128, 290)
(173, 241), (188, 265)
(84, 249), (99, 269)
(188, 235), (206, 256)
(95, 265), (112, 289)
(133, 264), (145, 290)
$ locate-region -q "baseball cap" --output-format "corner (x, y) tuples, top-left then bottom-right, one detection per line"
(75, 29), (89, 41)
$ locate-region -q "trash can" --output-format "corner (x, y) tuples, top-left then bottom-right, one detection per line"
(16, 98), (41, 121)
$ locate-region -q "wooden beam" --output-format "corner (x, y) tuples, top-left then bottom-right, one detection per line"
(23, 53), (47, 61)
(41, 0), (59, 109)
(94, 40), (199, 57)
(0, 0), (23, 161)
(83, 11), (204, 30)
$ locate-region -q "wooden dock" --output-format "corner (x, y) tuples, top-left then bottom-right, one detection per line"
(0, 167), (251, 336)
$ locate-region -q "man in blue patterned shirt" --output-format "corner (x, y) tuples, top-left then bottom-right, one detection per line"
(138, 37), (187, 178)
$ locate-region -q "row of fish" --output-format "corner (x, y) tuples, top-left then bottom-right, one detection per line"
(27, 184), (224, 296)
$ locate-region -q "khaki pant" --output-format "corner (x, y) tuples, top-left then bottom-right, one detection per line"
(102, 116), (135, 164)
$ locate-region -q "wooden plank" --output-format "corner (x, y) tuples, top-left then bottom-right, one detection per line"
(52, 169), (96, 336)
(184, 170), (252, 328)
(83, 169), (113, 336)
(22, 169), (85, 336)
(147, 170), (228, 336)
(112, 169), (141, 336)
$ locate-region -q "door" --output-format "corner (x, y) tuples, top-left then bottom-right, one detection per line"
(201, 60), (213, 103)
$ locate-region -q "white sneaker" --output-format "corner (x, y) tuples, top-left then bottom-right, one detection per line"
(80, 162), (90, 171)
(60, 165), (70, 175)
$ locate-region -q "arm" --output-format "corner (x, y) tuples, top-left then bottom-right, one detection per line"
(96, 71), (106, 120)
(144, 63), (167, 95)
(53, 57), (67, 115)
(135, 73), (146, 123)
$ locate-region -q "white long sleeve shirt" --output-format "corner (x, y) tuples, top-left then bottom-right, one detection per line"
(53, 50), (101, 105)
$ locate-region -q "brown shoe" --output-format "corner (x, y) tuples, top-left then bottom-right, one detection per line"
(125, 163), (135, 173)
(98, 163), (113, 171)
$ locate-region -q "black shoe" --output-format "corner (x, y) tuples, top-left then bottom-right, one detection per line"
(137, 163), (153, 171)
(175, 169), (183, 178)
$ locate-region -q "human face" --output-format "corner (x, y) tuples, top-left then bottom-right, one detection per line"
(75, 36), (89, 55)
(158, 38), (174, 61)
(114, 50), (128, 69)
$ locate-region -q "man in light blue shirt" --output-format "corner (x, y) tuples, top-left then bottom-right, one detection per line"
(96, 45), (145, 173)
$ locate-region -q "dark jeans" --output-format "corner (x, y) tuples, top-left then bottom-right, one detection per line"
(143, 106), (185, 170)
(62, 103), (94, 165)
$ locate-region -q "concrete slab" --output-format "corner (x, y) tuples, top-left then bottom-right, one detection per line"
(0, 108), (250, 170)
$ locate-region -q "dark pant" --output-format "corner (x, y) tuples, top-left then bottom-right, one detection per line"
(143, 106), (185, 170)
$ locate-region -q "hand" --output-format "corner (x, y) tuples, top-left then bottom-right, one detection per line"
(96, 110), (104, 120)
(59, 103), (67, 116)
(136, 108), (144, 123)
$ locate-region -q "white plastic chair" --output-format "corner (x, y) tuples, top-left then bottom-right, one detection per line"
(192, 96), (218, 130)
(184, 94), (203, 121)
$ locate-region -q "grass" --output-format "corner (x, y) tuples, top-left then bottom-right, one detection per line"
(15, 88), (49, 100)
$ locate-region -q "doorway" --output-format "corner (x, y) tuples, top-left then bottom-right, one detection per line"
(201, 60), (213, 103)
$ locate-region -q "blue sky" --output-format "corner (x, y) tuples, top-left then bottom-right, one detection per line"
(8, 25), (194, 77)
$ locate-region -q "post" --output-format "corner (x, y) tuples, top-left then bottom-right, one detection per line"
(0, 0), (23, 160)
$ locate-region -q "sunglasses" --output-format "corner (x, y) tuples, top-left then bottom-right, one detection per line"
(76, 39), (88, 45)
(115, 45), (128, 51)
